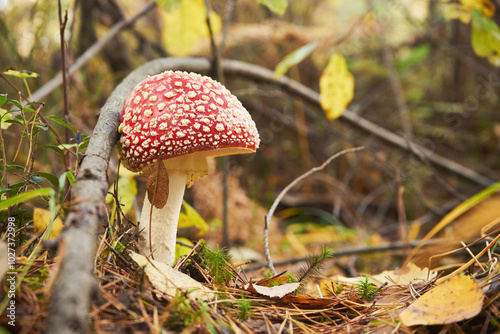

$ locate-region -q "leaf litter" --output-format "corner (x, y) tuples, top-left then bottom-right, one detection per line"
(9, 220), (500, 333)
(7, 176), (500, 332)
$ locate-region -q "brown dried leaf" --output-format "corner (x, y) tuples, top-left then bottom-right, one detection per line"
(399, 275), (484, 326)
(281, 294), (338, 309)
(146, 160), (169, 209)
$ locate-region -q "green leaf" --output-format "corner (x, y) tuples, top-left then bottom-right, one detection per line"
(6, 99), (22, 110)
(57, 171), (74, 202)
(258, 0), (288, 15)
(40, 145), (64, 155)
(57, 173), (68, 203)
(0, 188), (55, 211)
(45, 115), (77, 135)
(35, 172), (60, 188)
(274, 42), (318, 80)
(0, 94), (7, 107)
(5, 164), (24, 171)
(66, 171), (75, 186)
(319, 53), (355, 120)
(3, 69), (39, 79)
(22, 106), (36, 114)
(156, 0), (183, 12)
(75, 134), (90, 151)
(178, 200), (209, 235)
(35, 124), (49, 131)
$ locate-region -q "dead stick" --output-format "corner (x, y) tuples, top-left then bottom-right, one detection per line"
(264, 147), (364, 275)
(57, 0), (70, 143)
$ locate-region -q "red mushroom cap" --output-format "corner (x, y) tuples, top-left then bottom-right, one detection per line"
(118, 71), (260, 172)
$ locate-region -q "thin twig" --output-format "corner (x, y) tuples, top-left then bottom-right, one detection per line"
(103, 239), (132, 267)
(264, 147), (364, 275)
(31, 1), (157, 102)
(58, 0), (70, 136)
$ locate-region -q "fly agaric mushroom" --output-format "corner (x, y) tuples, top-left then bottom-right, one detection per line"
(117, 71), (260, 266)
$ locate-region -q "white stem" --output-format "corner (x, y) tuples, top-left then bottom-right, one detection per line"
(139, 170), (187, 266)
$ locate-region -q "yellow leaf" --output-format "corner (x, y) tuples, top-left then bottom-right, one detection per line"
(257, 0), (288, 16)
(471, 9), (500, 60)
(400, 275), (484, 326)
(3, 69), (39, 79)
(0, 108), (12, 130)
(460, 0), (495, 17)
(370, 262), (436, 286)
(175, 237), (194, 260)
(444, 3), (472, 23)
(162, 0), (221, 57)
(177, 200), (209, 235)
(319, 53), (354, 120)
(106, 168), (138, 218)
(332, 262), (435, 287)
(488, 55), (500, 66)
(33, 208), (64, 239)
(444, 0), (496, 22)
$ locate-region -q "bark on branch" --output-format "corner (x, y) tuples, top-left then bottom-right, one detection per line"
(47, 57), (494, 333)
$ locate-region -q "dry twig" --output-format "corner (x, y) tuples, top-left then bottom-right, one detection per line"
(264, 147), (364, 275)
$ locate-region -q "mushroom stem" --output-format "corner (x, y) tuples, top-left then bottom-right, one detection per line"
(139, 170), (187, 266)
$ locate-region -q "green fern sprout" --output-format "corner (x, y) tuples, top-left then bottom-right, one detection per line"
(355, 274), (377, 301)
(295, 247), (334, 289)
(199, 243), (234, 286)
(237, 295), (252, 320)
